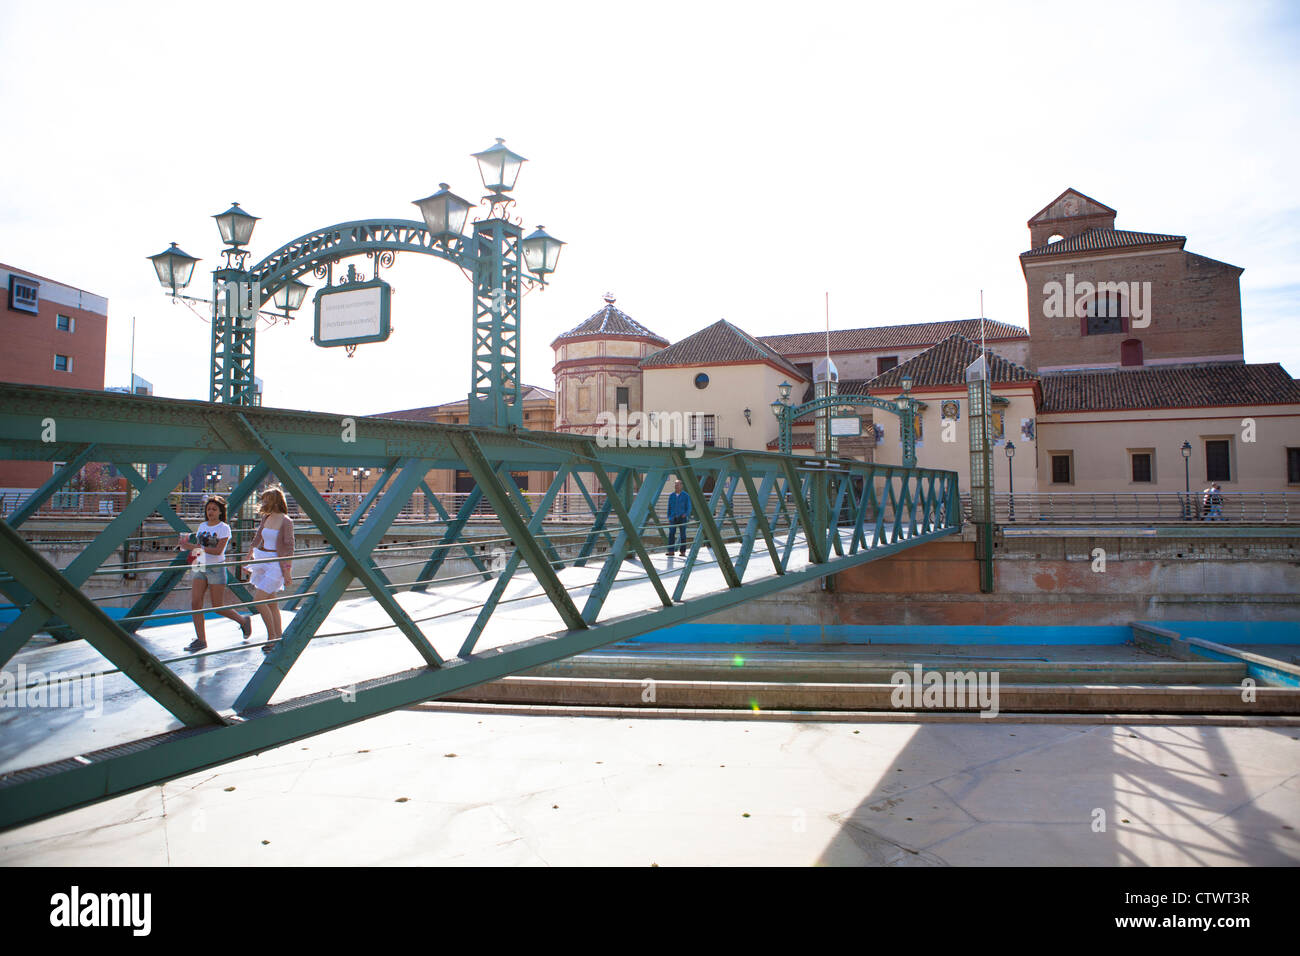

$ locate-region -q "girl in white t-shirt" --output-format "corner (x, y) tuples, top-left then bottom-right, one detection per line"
(178, 496), (252, 652)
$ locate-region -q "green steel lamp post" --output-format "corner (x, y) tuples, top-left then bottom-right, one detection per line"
(896, 372), (916, 469)
(1181, 440), (1192, 519)
(1005, 440), (1015, 521)
(773, 380), (793, 455)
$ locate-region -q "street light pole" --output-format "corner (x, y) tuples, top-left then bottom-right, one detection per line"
(1005, 441), (1016, 521)
(1181, 440), (1192, 519)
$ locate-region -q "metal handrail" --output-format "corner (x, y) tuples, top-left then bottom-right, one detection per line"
(959, 492), (1300, 523)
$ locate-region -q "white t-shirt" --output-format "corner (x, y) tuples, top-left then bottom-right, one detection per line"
(194, 521), (231, 566)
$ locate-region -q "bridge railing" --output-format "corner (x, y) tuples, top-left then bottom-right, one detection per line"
(960, 492), (1300, 524)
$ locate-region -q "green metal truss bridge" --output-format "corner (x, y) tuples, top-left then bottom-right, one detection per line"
(1, 149), (961, 829)
(0, 382), (961, 830)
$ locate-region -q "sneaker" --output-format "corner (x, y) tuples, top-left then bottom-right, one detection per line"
(184, 638), (207, 653)
(240, 616), (253, 640)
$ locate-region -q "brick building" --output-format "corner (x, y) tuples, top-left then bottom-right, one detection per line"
(0, 264), (108, 492)
(1020, 188), (1245, 372)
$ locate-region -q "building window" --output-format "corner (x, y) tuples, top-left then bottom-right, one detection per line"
(694, 373), (710, 390)
(1288, 448), (1300, 484)
(8, 275), (39, 314)
(54, 354), (72, 372)
(1205, 439), (1231, 482)
(1131, 452), (1153, 483)
(1051, 453), (1072, 484)
(877, 356), (899, 375)
(56, 314), (74, 332)
(1084, 292), (1126, 335)
(689, 414), (717, 447)
(616, 386), (629, 409)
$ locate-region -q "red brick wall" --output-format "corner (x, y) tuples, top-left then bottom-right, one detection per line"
(0, 295), (106, 391)
(1023, 248), (1243, 372)
(1, 269), (108, 489)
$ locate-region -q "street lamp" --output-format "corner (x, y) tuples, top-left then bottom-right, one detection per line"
(147, 243), (200, 296)
(521, 226), (565, 281)
(778, 381), (792, 402)
(213, 202), (258, 250)
(1005, 441), (1016, 521)
(413, 183), (473, 241)
(472, 137), (526, 197)
(744, 407), (752, 426)
(1181, 440), (1192, 519)
(901, 372), (913, 395)
(272, 278), (309, 316)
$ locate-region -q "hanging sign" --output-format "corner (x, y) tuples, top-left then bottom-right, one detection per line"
(830, 414), (861, 437)
(313, 278), (392, 347)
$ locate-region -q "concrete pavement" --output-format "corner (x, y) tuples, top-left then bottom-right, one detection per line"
(2, 710), (1297, 866)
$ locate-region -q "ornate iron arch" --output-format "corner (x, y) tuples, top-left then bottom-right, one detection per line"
(212, 214), (527, 428)
(248, 218), (474, 295)
(776, 392), (918, 466)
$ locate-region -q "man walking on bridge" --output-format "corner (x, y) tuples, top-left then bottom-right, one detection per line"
(667, 479), (692, 556)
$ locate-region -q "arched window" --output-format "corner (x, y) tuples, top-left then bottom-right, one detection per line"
(1083, 289), (1127, 335)
(1047, 233), (1065, 244)
(1121, 338), (1143, 366)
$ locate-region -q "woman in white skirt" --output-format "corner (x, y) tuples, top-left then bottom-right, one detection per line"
(245, 486), (295, 654)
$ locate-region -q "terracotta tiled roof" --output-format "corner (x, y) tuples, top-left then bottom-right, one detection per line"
(760, 319), (1028, 355)
(866, 334), (1037, 390)
(640, 319), (805, 378)
(1021, 228), (1185, 259)
(1039, 364), (1300, 413)
(551, 295), (668, 347)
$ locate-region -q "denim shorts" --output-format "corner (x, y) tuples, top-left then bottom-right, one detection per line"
(192, 563), (228, 587)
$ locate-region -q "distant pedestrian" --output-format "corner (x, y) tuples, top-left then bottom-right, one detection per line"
(666, 480), (692, 556)
(1202, 482), (1224, 520)
(245, 486), (296, 654)
(179, 496), (252, 653)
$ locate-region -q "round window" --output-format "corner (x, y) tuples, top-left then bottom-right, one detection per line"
(694, 373), (709, 390)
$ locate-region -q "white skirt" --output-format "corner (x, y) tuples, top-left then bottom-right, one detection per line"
(248, 550), (285, 595)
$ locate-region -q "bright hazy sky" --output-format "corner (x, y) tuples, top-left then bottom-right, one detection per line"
(2, 0), (1297, 415)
